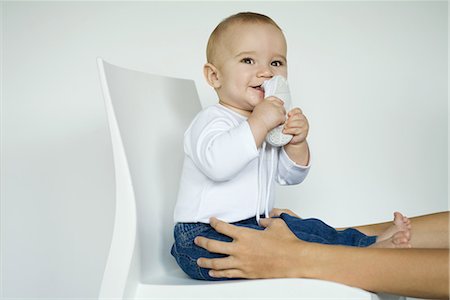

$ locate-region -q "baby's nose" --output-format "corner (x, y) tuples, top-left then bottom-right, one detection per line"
(257, 67), (274, 78)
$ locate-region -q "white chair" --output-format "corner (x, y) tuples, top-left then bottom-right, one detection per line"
(96, 58), (404, 299)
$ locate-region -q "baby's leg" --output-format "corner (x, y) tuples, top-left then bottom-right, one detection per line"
(375, 212), (411, 243)
(279, 213), (376, 247)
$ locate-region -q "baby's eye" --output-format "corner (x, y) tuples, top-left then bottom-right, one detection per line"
(241, 58), (254, 64)
(271, 60), (283, 67)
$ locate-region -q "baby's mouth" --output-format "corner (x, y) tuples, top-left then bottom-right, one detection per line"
(252, 85), (264, 92)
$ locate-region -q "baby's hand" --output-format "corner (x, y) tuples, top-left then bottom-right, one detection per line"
(249, 96), (286, 132)
(283, 108), (309, 145)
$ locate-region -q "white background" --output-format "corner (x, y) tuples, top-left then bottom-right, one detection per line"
(2, 1), (448, 298)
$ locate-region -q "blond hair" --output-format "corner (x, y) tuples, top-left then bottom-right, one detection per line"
(206, 12), (283, 64)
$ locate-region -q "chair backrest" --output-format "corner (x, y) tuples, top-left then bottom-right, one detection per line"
(97, 58), (201, 293)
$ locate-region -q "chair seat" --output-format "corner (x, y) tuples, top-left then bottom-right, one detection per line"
(136, 275), (381, 299)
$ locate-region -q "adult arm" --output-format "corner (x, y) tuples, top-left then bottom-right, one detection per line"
(348, 211), (449, 249)
(195, 217), (449, 299)
(271, 209), (449, 249)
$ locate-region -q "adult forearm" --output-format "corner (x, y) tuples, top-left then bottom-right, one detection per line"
(345, 212), (449, 248)
(195, 217), (449, 298)
(296, 243), (449, 299)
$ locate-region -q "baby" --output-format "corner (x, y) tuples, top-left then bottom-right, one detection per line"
(171, 12), (411, 281)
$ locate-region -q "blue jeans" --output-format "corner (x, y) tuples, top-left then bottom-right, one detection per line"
(170, 213), (376, 280)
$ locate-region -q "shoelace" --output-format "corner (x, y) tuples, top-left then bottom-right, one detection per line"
(256, 142), (276, 225)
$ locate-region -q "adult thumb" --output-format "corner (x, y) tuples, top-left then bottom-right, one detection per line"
(259, 218), (273, 228)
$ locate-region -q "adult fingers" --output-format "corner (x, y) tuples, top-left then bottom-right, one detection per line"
(209, 217), (241, 239)
(197, 256), (235, 270)
(269, 208), (300, 218)
(258, 218), (275, 228)
(194, 236), (233, 255)
(259, 217), (288, 229)
(269, 208), (284, 217)
(208, 269), (245, 279)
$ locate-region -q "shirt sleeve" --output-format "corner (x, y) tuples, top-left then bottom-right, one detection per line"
(185, 112), (259, 182)
(276, 147), (310, 185)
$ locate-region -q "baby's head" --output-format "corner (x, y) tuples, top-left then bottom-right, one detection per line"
(204, 12), (288, 116)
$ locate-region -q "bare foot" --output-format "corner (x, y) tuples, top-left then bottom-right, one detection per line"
(376, 212), (411, 243)
(370, 231), (411, 248)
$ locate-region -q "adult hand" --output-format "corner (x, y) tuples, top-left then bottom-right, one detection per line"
(194, 217), (302, 279)
(269, 208), (300, 218)
(195, 213), (450, 299)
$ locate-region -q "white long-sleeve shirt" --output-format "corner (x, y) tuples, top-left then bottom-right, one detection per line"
(173, 104), (310, 223)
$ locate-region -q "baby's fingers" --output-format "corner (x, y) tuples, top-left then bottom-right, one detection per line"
(288, 107), (303, 117)
(265, 96), (285, 106)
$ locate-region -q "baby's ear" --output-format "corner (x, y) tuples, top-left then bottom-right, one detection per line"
(203, 63), (221, 89)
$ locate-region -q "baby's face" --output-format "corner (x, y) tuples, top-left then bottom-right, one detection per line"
(214, 23), (287, 116)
